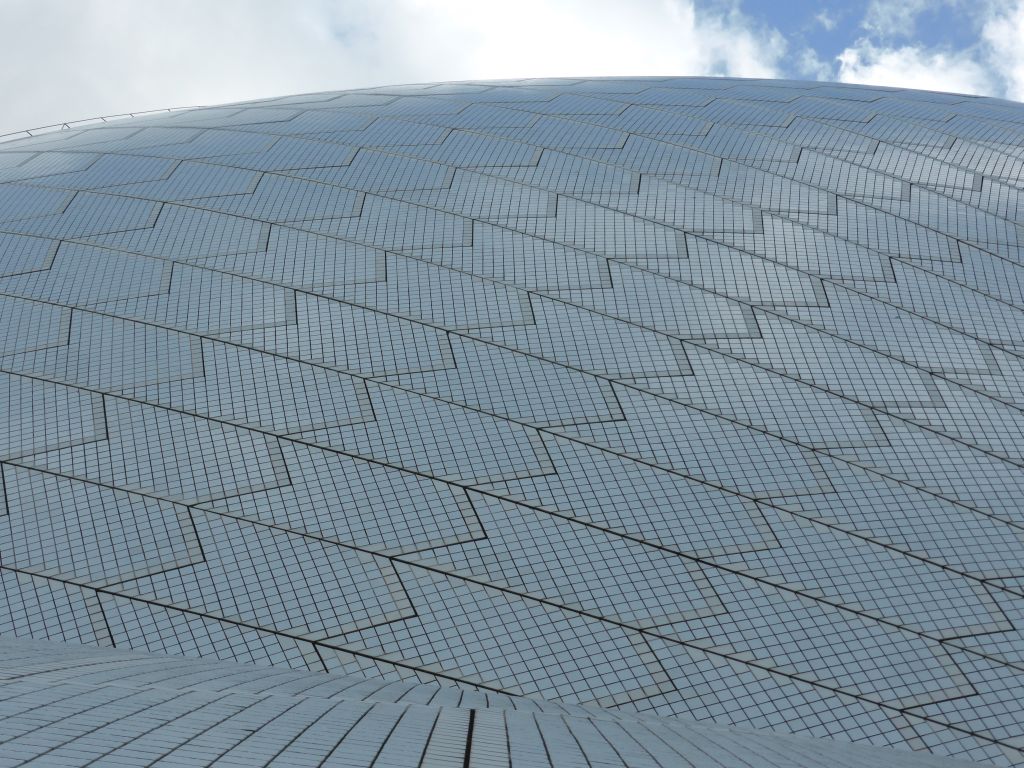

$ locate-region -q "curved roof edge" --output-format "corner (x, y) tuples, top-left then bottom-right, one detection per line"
(0, 636), (982, 767)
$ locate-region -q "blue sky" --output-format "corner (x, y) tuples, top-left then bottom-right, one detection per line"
(742, 0), (981, 60)
(734, 0), (1017, 92)
(1, 0), (1022, 136)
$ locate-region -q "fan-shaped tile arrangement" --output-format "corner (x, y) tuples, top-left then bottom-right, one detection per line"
(0, 635), (981, 767)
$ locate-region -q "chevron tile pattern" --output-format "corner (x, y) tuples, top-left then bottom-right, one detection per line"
(1, 77), (1024, 766)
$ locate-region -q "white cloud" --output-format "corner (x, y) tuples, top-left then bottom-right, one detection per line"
(861, 0), (934, 38)
(0, 0), (786, 135)
(835, 40), (996, 95)
(981, 0), (1024, 100)
(831, 0), (1024, 98)
(814, 11), (837, 31)
(795, 48), (832, 81)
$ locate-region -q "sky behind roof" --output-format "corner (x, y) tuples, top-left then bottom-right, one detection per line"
(0, 0), (1021, 136)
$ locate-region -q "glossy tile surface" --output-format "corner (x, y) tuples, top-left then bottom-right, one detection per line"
(0, 635), (984, 767)
(1, 77), (1024, 766)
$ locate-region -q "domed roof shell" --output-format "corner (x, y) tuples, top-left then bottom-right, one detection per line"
(1, 77), (1023, 767)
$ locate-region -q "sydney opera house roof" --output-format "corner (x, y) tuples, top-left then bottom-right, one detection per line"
(1, 76), (1023, 767)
